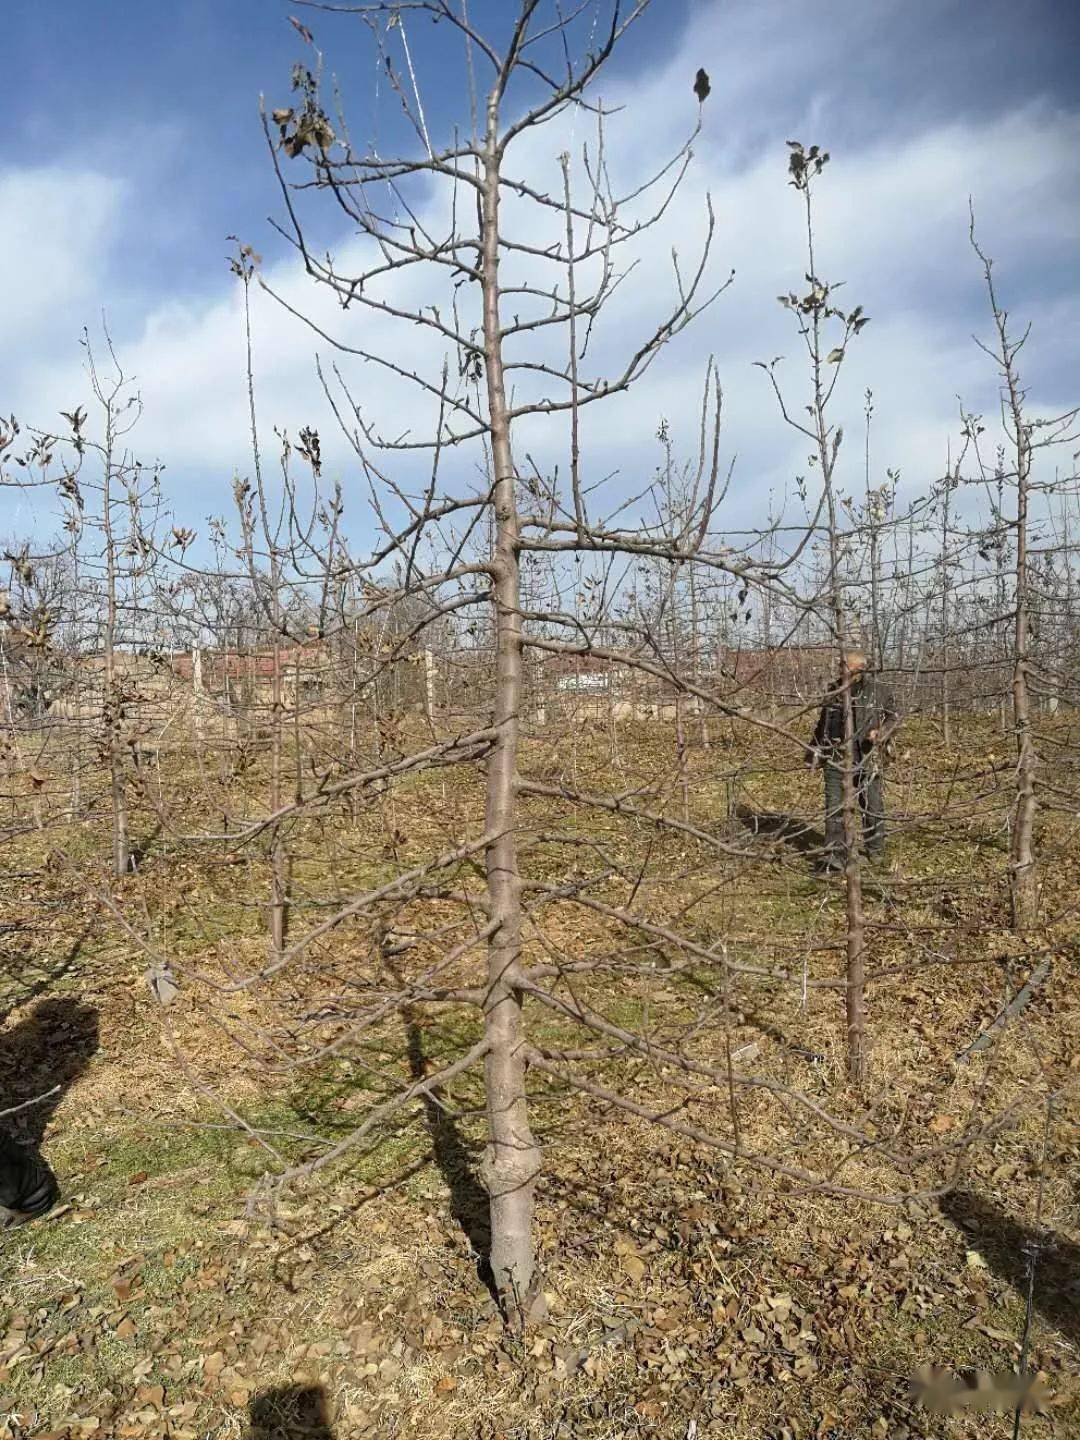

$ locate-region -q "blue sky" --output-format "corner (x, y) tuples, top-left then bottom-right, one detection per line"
(3, 0), (1078, 543)
(5, 0), (688, 304)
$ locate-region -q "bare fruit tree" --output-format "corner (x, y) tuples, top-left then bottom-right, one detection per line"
(759, 141), (875, 1082)
(965, 217), (1079, 931)
(249, 0), (736, 1319)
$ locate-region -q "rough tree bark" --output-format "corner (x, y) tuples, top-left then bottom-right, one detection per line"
(477, 93), (543, 1322)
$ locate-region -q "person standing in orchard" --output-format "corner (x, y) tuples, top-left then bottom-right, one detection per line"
(808, 648), (900, 871)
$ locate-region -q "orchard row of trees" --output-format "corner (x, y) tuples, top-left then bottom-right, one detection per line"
(2, 0), (1076, 1326)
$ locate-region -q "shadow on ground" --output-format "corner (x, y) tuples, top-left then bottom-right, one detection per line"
(248, 1384), (335, 1438)
(0, 915), (98, 1022)
(736, 804), (825, 857)
(680, 972), (826, 1065)
(940, 1190), (1080, 1345)
(0, 996), (100, 1145)
(401, 1005), (496, 1300)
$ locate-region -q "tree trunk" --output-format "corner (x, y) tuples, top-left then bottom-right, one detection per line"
(349, 611), (360, 822)
(478, 117), (542, 1323)
(102, 455), (129, 877)
(806, 174), (869, 1087)
(841, 697), (869, 1085)
(835, 640), (868, 1085)
(940, 480), (952, 746)
(1010, 444), (1037, 929)
(269, 635), (288, 956)
(970, 226), (1041, 927)
(193, 645), (206, 750)
(423, 647), (436, 730)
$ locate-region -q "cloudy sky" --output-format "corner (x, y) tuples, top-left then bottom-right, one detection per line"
(3, 0), (1078, 547)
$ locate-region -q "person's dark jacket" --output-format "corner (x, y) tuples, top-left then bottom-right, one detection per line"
(811, 671), (899, 762)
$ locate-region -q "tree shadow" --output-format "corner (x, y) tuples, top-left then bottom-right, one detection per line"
(279, 1152), (432, 1255)
(400, 1005), (496, 1301)
(736, 804), (825, 857)
(678, 971), (825, 1065)
(0, 996), (100, 1219)
(247, 1384), (335, 1439)
(726, 1003), (825, 1064)
(940, 1190), (1080, 1345)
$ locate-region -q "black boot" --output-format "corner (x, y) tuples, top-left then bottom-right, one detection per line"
(0, 1133), (59, 1226)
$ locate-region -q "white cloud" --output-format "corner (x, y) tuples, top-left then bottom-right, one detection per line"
(1, 168), (125, 343)
(503, 97), (1079, 524)
(1, 6), (1077, 546)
